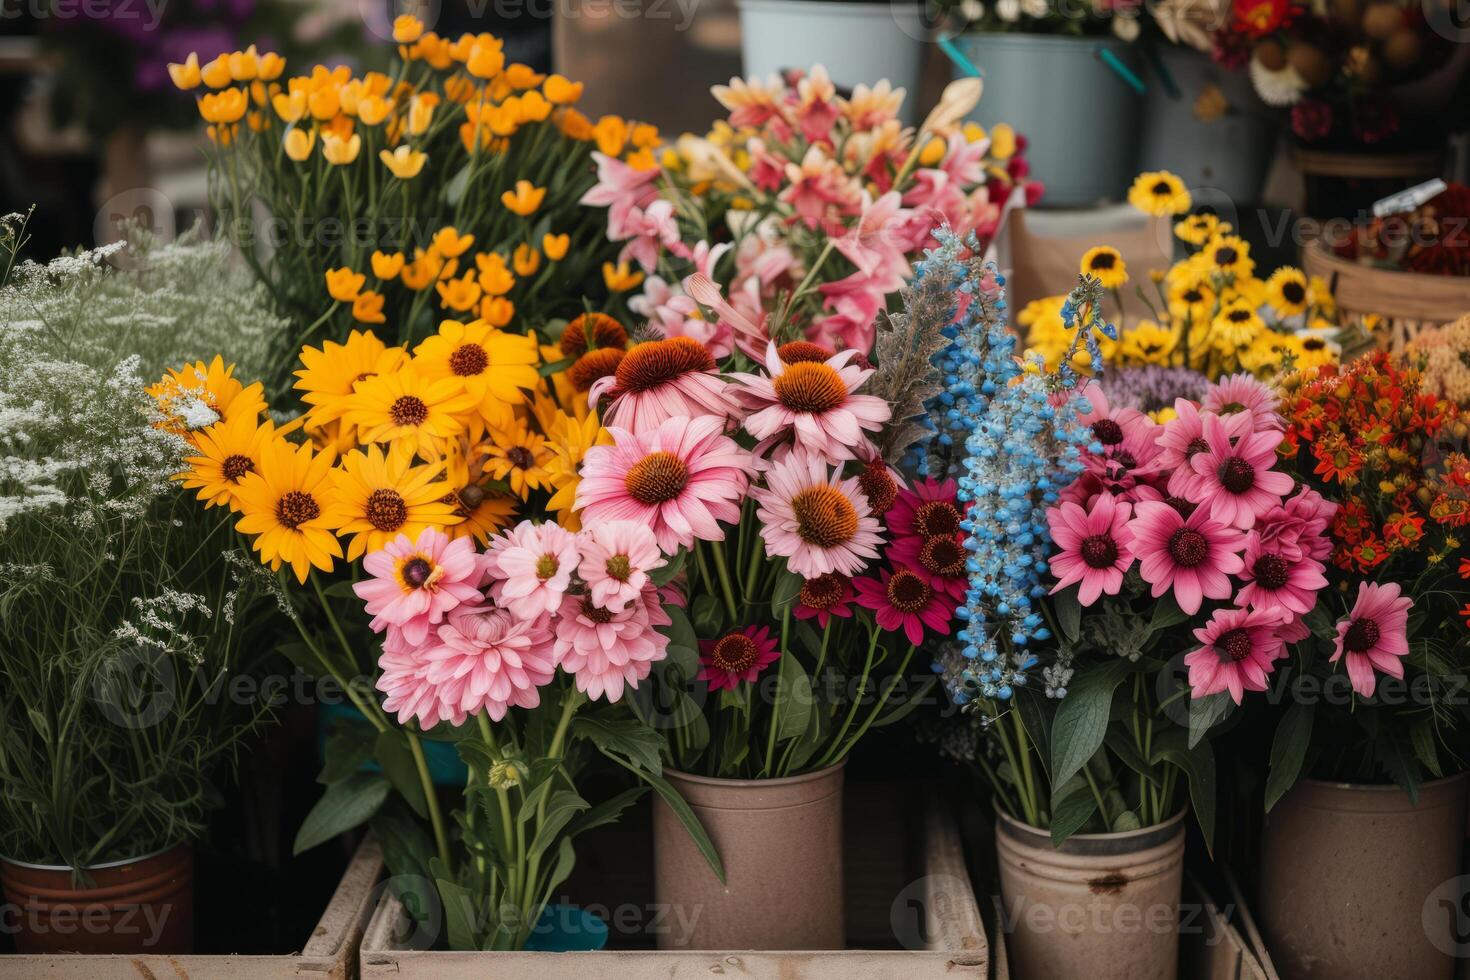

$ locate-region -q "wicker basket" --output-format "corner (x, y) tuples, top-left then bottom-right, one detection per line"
(1302, 244), (1470, 351)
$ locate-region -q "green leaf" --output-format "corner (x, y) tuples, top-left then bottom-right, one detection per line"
(1264, 701), (1315, 812)
(434, 871), (478, 951)
(456, 740), (497, 776)
(1410, 720), (1444, 779)
(1111, 809), (1142, 832)
(321, 579), (360, 600)
(770, 568), (803, 617)
(1148, 594), (1188, 634)
(1053, 585), (1081, 643)
(567, 787), (648, 839)
(1104, 726), (1157, 786)
(539, 356), (574, 377)
(690, 594), (724, 637)
(1051, 659), (1132, 791)
(1049, 774), (1099, 845)
(773, 648), (815, 742)
(1378, 734), (1420, 805)
(1151, 730), (1216, 852)
(1187, 692), (1234, 749)
(541, 837), (577, 906)
(872, 674), (937, 728)
(294, 773), (389, 855)
(375, 731), (429, 819)
(528, 790), (590, 859)
(661, 605), (698, 656)
(317, 723), (376, 785)
(370, 798), (436, 882)
(574, 714), (664, 775)
(637, 769), (725, 884)
(1013, 688), (1055, 781)
(650, 548), (686, 587)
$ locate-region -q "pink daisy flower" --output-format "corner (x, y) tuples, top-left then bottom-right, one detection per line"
(730, 342), (891, 462)
(1155, 400), (1251, 499)
(1081, 417), (1164, 500)
(1234, 532), (1328, 617)
(354, 528), (483, 646)
(697, 626), (781, 691)
(553, 584), (672, 702)
(589, 336), (738, 434)
(854, 565), (957, 645)
(793, 572), (856, 628)
(576, 415), (753, 554)
(1186, 413), (1294, 529)
(1128, 500), (1247, 615)
(1330, 581), (1412, 697)
(1077, 382), (1151, 450)
(752, 448), (883, 577)
(1184, 605), (1287, 704)
(887, 477), (963, 541)
(1202, 372), (1284, 432)
(1047, 493), (1135, 606)
(481, 520), (580, 621)
(896, 532), (968, 600)
(577, 520), (666, 612)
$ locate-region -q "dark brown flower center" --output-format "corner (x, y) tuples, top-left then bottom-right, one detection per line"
(1343, 617), (1380, 653)
(1226, 309), (1253, 324)
(1183, 288), (1204, 304)
(1219, 456), (1256, 494)
(624, 451), (689, 505)
(710, 632), (760, 673)
(1218, 627), (1253, 662)
(1080, 533), (1119, 570)
(914, 500), (961, 538)
(1151, 180), (1172, 195)
(798, 572), (847, 610)
(773, 362), (848, 414)
(276, 489), (321, 529)
(920, 536), (967, 577)
(857, 463), (898, 515)
(791, 486), (859, 548)
(506, 446), (535, 470)
(1092, 418), (1125, 446)
(1167, 527), (1209, 568)
(886, 569), (933, 613)
(1215, 246), (1238, 266)
(1281, 281), (1306, 304)
(580, 597), (614, 623)
(401, 557), (433, 588)
(777, 341), (835, 364)
(1185, 436), (1210, 458)
(614, 337), (715, 392)
(365, 488), (408, 532)
(449, 343), (489, 377)
(1304, 337), (1326, 351)
(222, 453), (254, 482)
(1253, 553), (1289, 591)
(1089, 251), (1117, 271)
(390, 395), (429, 427)
(1166, 496), (1197, 518)
(559, 313), (629, 358)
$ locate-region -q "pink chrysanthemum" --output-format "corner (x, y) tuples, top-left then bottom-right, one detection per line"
(1282, 487), (1336, 561)
(355, 528), (483, 645)
(577, 520), (665, 612)
(1128, 500), (1247, 614)
(1330, 581), (1412, 697)
(697, 625), (781, 691)
(854, 565), (957, 645)
(400, 606), (555, 726)
(753, 448), (883, 577)
(1155, 400), (1251, 499)
(730, 342), (891, 461)
(1048, 493), (1135, 606)
(553, 584), (671, 702)
(1184, 605), (1286, 704)
(1202, 372), (1284, 431)
(589, 336), (738, 434)
(1185, 413), (1293, 529)
(793, 572), (856, 627)
(1235, 532), (1327, 616)
(576, 415), (753, 554)
(481, 520), (580, 621)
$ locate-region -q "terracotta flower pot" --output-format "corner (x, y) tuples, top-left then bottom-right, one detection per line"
(652, 763), (844, 950)
(0, 844), (193, 954)
(1260, 772), (1469, 980)
(995, 809), (1185, 980)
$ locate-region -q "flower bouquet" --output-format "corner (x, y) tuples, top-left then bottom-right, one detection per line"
(581, 65), (1036, 357)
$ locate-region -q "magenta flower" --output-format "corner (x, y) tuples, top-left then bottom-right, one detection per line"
(1077, 381), (1152, 451)
(1047, 493), (1135, 606)
(354, 528), (484, 646)
(1234, 532), (1328, 617)
(1186, 413), (1294, 529)
(1202, 373), (1283, 432)
(1184, 605), (1287, 704)
(854, 566), (957, 645)
(793, 572), (856, 627)
(1330, 582), (1412, 697)
(1127, 500), (1247, 614)
(887, 477), (963, 541)
(731, 342), (891, 462)
(481, 520), (580, 621)
(697, 626), (781, 691)
(1155, 400), (1251, 500)
(577, 520), (665, 613)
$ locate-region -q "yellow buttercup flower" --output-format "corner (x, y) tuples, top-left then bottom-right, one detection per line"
(1080, 246), (1128, 290)
(543, 74), (583, 105)
(542, 233), (570, 261)
(148, 356), (266, 437)
(273, 90), (307, 123)
(371, 251), (405, 280)
(480, 296), (514, 328)
(988, 123), (1016, 159)
(330, 444), (461, 560)
(1266, 266), (1310, 317)
(258, 52), (285, 81)
(294, 329), (407, 433)
(393, 14), (425, 43)
(1128, 171), (1192, 216)
(325, 267), (366, 302)
(352, 290), (387, 325)
(345, 366), (479, 460)
(593, 115), (629, 157)
(380, 145), (428, 179)
(283, 127), (315, 162)
(358, 95), (393, 126)
(513, 243), (541, 276)
(308, 86), (341, 121)
(201, 54), (233, 89)
(400, 253), (439, 291)
(1118, 320), (1179, 366)
(475, 252), (515, 296)
(436, 272), (483, 313)
(500, 180), (546, 216)
(918, 137), (946, 167)
(412, 318), (540, 422)
(178, 412), (285, 512)
(466, 40), (505, 79)
(234, 439), (344, 584)
(199, 88), (248, 124)
(168, 53), (201, 90)
(408, 95), (436, 136)
(602, 261), (644, 293)
(433, 227), (475, 259)
(322, 132), (361, 165)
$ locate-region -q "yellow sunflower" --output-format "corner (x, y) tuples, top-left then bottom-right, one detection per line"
(411, 318), (540, 423)
(479, 416), (553, 500)
(329, 443), (462, 560)
(1241, 330), (1290, 374)
(148, 355), (266, 437)
(1308, 275), (1336, 316)
(1266, 267), (1310, 317)
(1167, 277), (1216, 324)
(541, 405), (612, 530)
(1118, 320), (1179, 366)
(1203, 235), (1255, 279)
(1295, 333), (1337, 370)
(1174, 212), (1229, 247)
(178, 412), (287, 511)
(345, 365), (479, 460)
(1211, 298), (1266, 350)
(1128, 171), (1192, 216)
(437, 441), (518, 544)
(294, 329), (408, 433)
(233, 439), (345, 583)
(1080, 246), (1128, 289)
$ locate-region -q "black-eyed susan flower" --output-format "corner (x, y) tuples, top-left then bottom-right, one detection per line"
(1212, 297), (1266, 349)
(412, 318), (540, 421)
(1266, 266), (1310, 317)
(541, 407), (612, 531)
(1203, 234), (1254, 278)
(480, 417), (554, 499)
(234, 439), (345, 583)
(1168, 277), (1216, 324)
(329, 444), (461, 560)
(345, 365), (479, 459)
(1128, 170), (1192, 216)
(1174, 212), (1228, 246)
(437, 442), (518, 543)
(1118, 320), (1179, 366)
(178, 412), (284, 511)
(500, 180), (546, 216)
(1080, 246), (1129, 289)
(294, 329), (408, 433)
(148, 355), (267, 436)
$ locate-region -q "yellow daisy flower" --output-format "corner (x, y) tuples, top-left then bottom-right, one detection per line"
(1266, 267), (1310, 317)
(438, 441), (518, 544)
(148, 355), (266, 438)
(294, 329), (408, 434)
(233, 439), (345, 583)
(1167, 277), (1216, 325)
(541, 405), (613, 531)
(1174, 212), (1229, 247)
(1295, 333), (1337, 370)
(329, 443), (461, 560)
(1118, 320), (1178, 366)
(1128, 170), (1192, 216)
(1308, 275), (1336, 316)
(479, 416), (553, 499)
(346, 366), (480, 461)
(178, 412), (287, 511)
(1211, 298), (1266, 350)
(1080, 246), (1128, 289)
(411, 318), (541, 422)
(1203, 235), (1254, 279)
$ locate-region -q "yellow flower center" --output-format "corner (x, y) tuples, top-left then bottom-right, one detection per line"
(773, 362), (848, 414)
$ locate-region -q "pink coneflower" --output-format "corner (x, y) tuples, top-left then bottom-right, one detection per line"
(854, 565), (957, 645)
(577, 520), (665, 612)
(481, 520), (580, 621)
(1155, 400), (1251, 499)
(576, 415), (752, 554)
(1047, 493), (1135, 606)
(895, 531), (968, 600)
(1077, 382), (1150, 446)
(793, 572), (856, 627)
(731, 342), (891, 462)
(1234, 533), (1327, 616)
(553, 584), (671, 702)
(589, 336), (737, 434)
(355, 528), (484, 645)
(887, 477), (963, 541)
(1202, 372), (1284, 431)
(1076, 389), (1164, 499)
(1184, 605), (1286, 704)
(1330, 581), (1412, 697)
(752, 449), (883, 577)
(1128, 500), (1247, 614)
(1186, 413), (1294, 529)
(698, 626), (781, 691)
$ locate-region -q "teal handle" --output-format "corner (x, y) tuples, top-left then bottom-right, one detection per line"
(938, 34), (984, 79)
(1097, 47), (1146, 95)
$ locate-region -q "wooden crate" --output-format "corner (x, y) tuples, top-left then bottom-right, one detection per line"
(1303, 244), (1470, 351)
(360, 784), (988, 979)
(1, 836), (384, 980)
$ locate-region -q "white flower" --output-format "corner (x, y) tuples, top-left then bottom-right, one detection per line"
(1113, 13), (1141, 41)
(960, 0), (985, 18)
(1249, 59), (1305, 107)
(995, 0), (1020, 20)
(1021, 0), (1049, 17)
